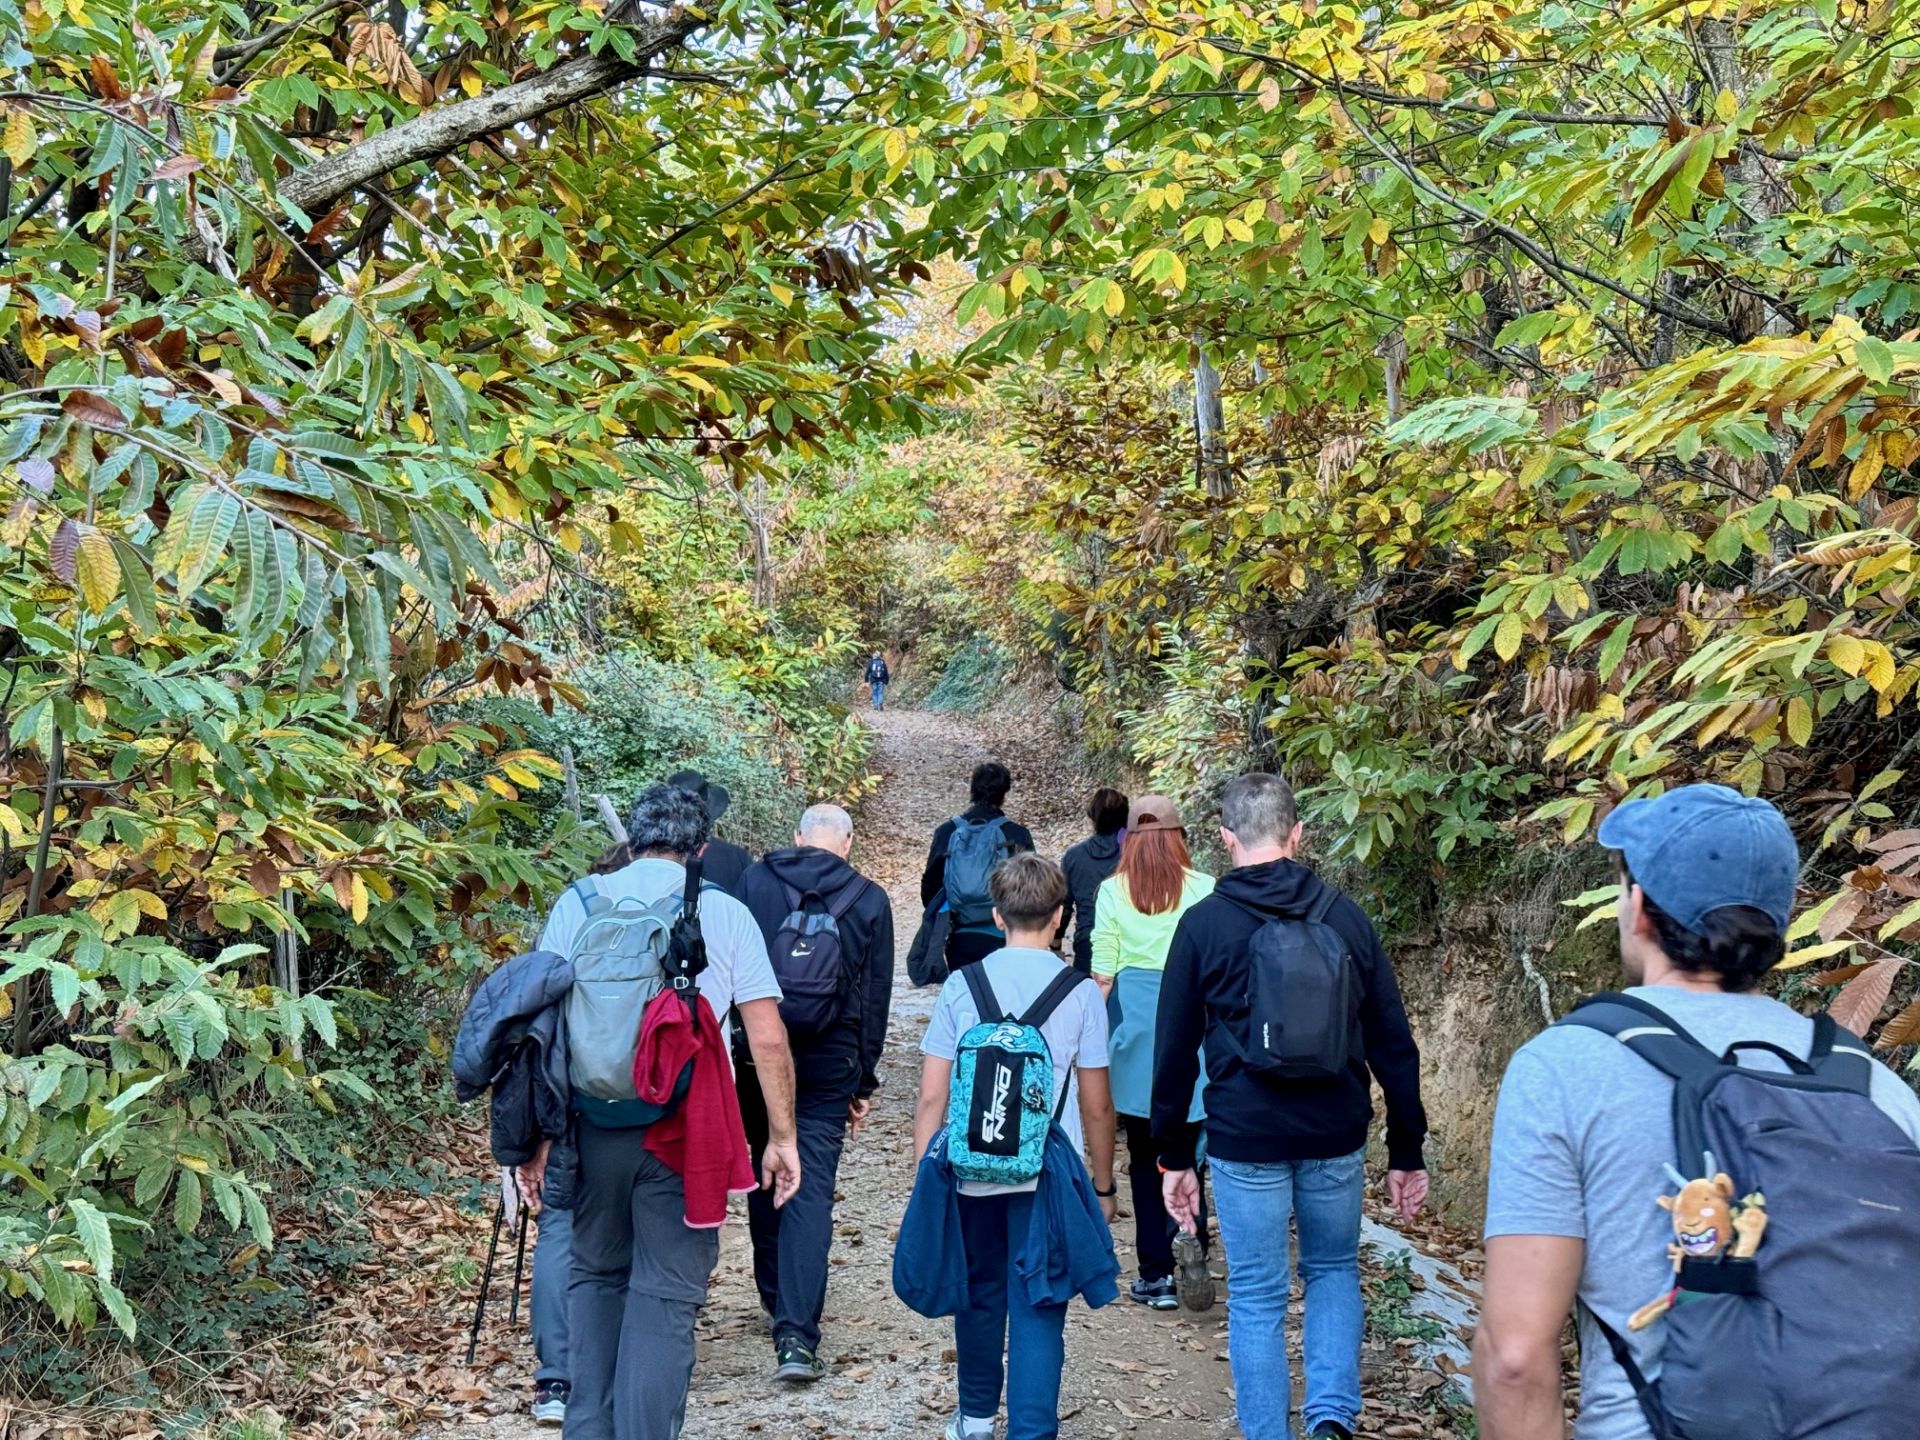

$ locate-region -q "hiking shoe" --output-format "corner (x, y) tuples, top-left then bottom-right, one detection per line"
(1172, 1231), (1215, 1312)
(1308, 1424), (1354, 1440)
(531, 1380), (568, 1426)
(1128, 1275), (1179, 1311)
(773, 1338), (825, 1383)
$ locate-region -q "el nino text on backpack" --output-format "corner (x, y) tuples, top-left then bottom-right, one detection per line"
(1561, 992), (1920, 1440)
(945, 964), (1090, 1185)
(944, 814), (1011, 934)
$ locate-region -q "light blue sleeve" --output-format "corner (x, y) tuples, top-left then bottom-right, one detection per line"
(1867, 1060), (1920, 1147)
(1076, 982), (1111, 1070)
(536, 885), (587, 958)
(1484, 1041), (1588, 1241)
(921, 975), (966, 1060)
(708, 893), (782, 1008)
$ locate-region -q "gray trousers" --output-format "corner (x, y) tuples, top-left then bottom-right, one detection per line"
(567, 1123), (719, 1440)
(531, 1204), (571, 1385)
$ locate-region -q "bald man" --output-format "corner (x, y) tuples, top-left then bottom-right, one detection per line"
(737, 804), (895, 1382)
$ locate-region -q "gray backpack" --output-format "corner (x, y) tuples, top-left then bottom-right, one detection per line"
(564, 870), (701, 1128)
(1563, 994), (1920, 1440)
(945, 815), (1010, 932)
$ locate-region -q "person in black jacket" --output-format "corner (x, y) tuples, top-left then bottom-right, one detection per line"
(737, 803), (895, 1383)
(1152, 773), (1429, 1440)
(920, 762), (1035, 971)
(1056, 787), (1129, 972)
(668, 769), (752, 896)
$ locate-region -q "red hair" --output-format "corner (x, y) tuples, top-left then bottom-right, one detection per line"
(1115, 826), (1192, 917)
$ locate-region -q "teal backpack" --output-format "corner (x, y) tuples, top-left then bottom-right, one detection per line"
(563, 859), (709, 1129)
(946, 965), (1089, 1185)
(945, 815), (1011, 933)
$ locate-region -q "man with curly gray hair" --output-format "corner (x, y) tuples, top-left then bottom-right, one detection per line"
(521, 781), (798, 1440)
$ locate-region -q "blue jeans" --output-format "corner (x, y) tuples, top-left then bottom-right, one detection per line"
(870, 681), (886, 708)
(1210, 1149), (1366, 1439)
(531, 1203), (571, 1385)
(954, 1191), (1068, 1440)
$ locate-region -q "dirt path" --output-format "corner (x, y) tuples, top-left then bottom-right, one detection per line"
(432, 703), (1473, 1440)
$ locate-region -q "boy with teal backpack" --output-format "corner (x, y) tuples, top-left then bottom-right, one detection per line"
(901, 854), (1120, 1440)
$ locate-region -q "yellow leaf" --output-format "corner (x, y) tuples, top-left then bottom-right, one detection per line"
(1847, 433), (1884, 500)
(3, 106), (36, 168)
(74, 529), (118, 613)
(459, 64), (484, 98)
(1776, 939), (1855, 970)
(1368, 216), (1390, 246)
(1714, 88), (1738, 122)
(484, 773), (518, 800)
(501, 760), (540, 787)
(349, 872), (368, 924)
(1493, 612), (1525, 661)
(1167, 253), (1187, 291)
(1865, 641), (1896, 692)
(1102, 280), (1126, 317)
(769, 282), (794, 306)
(883, 129), (907, 169)
(1786, 695), (1813, 746)
(1827, 633), (1866, 675)
(129, 888), (167, 920)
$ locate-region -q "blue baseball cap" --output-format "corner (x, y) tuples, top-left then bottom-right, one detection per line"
(1596, 784), (1799, 933)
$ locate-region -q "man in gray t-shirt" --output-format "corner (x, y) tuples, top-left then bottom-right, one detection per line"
(1475, 786), (1920, 1440)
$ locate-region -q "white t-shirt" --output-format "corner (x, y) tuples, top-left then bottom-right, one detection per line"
(536, 856), (781, 1056)
(922, 946), (1110, 1193)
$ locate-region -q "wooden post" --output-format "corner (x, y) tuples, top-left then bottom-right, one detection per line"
(561, 744), (581, 820)
(12, 725), (61, 1057)
(1192, 337), (1232, 499)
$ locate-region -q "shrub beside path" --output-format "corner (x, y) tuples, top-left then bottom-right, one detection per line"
(433, 703), (1476, 1440)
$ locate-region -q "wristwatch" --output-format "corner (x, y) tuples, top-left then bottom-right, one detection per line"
(1093, 1181), (1117, 1198)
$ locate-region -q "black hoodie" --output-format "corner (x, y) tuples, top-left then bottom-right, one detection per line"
(1151, 859), (1427, 1172)
(1058, 831), (1123, 971)
(739, 846), (895, 1099)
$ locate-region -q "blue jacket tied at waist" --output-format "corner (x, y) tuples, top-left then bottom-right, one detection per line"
(892, 1127), (1120, 1318)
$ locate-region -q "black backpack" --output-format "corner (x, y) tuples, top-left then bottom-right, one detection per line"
(1561, 994), (1920, 1440)
(1231, 888), (1360, 1078)
(769, 876), (869, 1038)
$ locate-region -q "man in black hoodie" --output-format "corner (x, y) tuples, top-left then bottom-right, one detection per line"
(738, 803), (894, 1384)
(1056, 786), (1129, 973)
(921, 762), (1036, 970)
(1152, 773), (1428, 1440)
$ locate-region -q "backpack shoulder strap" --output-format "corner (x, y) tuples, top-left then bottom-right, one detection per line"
(1019, 968), (1090, 1030)
(826, 876), (870, 921)
(961, 961), (1003, 1024)
(1809, 1012), (1877, 1095)
(1556, 992), (1723, 1088)
(1305, 886), (1340, 926)
(781, 880), (805, 914)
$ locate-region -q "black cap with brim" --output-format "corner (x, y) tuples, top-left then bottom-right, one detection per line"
(666, 769), (730, 822)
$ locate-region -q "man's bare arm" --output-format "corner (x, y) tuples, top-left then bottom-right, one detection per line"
(913, 1055), (952, 1161)
(1474, 1234), (1584, 1440)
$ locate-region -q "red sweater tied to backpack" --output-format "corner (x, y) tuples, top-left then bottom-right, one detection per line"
(632, 988), (755, 1228)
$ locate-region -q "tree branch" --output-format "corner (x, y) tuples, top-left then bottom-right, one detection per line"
(278, 10), (704, 216)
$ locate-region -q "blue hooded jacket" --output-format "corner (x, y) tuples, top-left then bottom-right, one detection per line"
(452, 948), (579, 1208)
(892, 1127), (1120, 1317)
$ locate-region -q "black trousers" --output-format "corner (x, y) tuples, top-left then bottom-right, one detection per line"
(738, 1064), (854, 1353)
(1122, 1112), (1209, 1282)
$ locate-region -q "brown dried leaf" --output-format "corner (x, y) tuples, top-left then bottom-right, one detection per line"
(49, 517), (79, 583)
(61, 390), (127, 430)
(1812, 962), (1873, 986)
(90, 53), (127, 101)
(1877, 997), (1920, 1049)
(153, 153), (204, 181)
(1828, 958), (1904, 1038)
(1817, 887), (1866, 941)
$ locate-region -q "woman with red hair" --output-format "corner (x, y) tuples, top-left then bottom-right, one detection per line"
(1092, 796), (1215, 1311)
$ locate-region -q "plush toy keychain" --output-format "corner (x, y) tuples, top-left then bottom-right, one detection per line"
(1628, 1154), (1768, 1331)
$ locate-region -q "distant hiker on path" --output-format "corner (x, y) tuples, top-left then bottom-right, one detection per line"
(1153, 773), (1429, 1440)
(737, 804), (895, 1385)
(1091, 794), (1216, 1311)
(921, 762), (1035, 972)
(667, 769), (752, 898)
(865, 653), (891, 710)
(1056, 787), (1128, 975)
(520, 783), (800, 1440)
(901, 854), (1119, 1440)
(1475, 786), (1920, 1440)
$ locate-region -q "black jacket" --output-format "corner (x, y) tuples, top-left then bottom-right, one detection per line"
(920, 804), (1036, 908)
(1058, 832), (1123, 971)
(740, 846), (895, 1099)
(700, 836), (754, 898)
(1152, 860), (1427, 1173)
(452, 948), (580, 1207)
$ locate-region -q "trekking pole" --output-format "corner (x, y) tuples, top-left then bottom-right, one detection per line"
(508, 1205), (530, 1325)
(466, 1194), (507, 1366)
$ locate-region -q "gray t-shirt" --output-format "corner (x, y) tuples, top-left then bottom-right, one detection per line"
(1485, 986), (1920, 1440)
(922, 946), (1110, 1195)
(536, 856), (782, 1056)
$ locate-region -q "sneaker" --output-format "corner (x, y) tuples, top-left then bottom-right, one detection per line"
(1128, 1275), (1179, 1311)
(943, 1416), (995, 1440)
(531, 1380), (569, 1426)
(773, 1338), (825, 1383)
(1172, 1231), (1215, 1312)
(1308, 1424), (1354, 1440)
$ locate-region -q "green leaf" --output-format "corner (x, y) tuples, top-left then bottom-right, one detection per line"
(173, 1168), (204, 1234)
(69, 1197), (114, 1284)
(95, 1277), (138, 1339)
(1492, 612), (1525, 662)
(1858, 336), (1895, 384)
(111, 538), (159, 635)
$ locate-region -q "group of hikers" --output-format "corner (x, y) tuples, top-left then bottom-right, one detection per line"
(455, 749), (1920, 1440)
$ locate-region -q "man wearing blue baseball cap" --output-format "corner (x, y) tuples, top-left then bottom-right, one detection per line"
(1472, 785), (1920, 1440)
